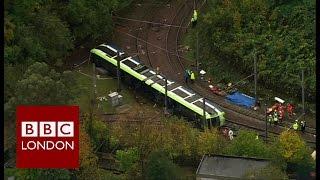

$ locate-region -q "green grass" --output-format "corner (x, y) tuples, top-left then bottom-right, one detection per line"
(4, 168), (19, 179)
(98, 169), (126, 180)
(182, 33), (196, 63)
(73, 63), (135, 114)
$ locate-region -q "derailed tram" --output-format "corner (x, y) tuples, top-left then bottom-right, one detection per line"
(90, 43), (225, 128)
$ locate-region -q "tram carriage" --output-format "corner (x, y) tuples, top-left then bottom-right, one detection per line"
(90, 43), (225, 128)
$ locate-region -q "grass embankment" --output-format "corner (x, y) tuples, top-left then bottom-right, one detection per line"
(73, 63), (135, 114)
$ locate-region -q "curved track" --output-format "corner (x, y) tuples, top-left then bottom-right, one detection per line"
(113, 0), (315, 146)
(165, 0), (191, 79)
(150, 0), (316, 146)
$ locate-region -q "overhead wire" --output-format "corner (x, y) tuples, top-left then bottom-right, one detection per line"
(113, 16), (189, 28)
(228, 74), (255, 89)
(115, 29), (193, 62)
(132, 3), (171, 6)
(115, 0), (207, 30)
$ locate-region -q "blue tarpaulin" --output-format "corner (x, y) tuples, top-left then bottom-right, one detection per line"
(226, 91), (256, 108)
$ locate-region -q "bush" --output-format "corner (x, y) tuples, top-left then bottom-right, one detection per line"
(145, 151), (183, 180)
(243, 164), (289, 179)
(115, 147), (139, 173)
(223, 130), (271, 158)
(270, 130), (314, 177)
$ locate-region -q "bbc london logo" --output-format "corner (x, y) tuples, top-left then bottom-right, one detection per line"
(16, 106), (79, 168)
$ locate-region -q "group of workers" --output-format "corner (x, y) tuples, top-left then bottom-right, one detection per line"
(266, 102), (295, 125)
(184, 69), (196, 84)
(266, 101), (307, 132)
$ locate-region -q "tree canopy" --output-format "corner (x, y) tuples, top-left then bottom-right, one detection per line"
(4, 0), (133, 66)
(189, 0), (315, 99)
(269, 130), (315, 177)
(223, 130), (271, 158)
(4, 62), (79, 120)
(145, 151), (183, 180)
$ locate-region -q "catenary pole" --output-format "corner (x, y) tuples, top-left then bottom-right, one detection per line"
(164, 76), (168, 114)
(265, 103), (268, 142)
(301, 69), (305, 119)
(203, 97), (206, 128)
(90, 62), (97, 136)
(117, 52), (121, 92)
(196, 32), (199, 73)
(254, 49), (257, 104)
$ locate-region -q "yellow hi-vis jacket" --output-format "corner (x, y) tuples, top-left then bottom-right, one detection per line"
(193, 10), (198, 21)
(191, 72), (195, 80)
(273, 115), (278, 122)
(293, 122), (299, 130)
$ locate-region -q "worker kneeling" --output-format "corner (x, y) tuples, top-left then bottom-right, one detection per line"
(293, 120), (299, 131)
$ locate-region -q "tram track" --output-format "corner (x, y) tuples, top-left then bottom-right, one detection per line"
(172, 1), (316, 137)
(135, 0), (168, 67)
(165, 0), (192, 79)
(223, 120), (315, 148)
(160, 0), (316, 145)
(112, 0), (315, 145)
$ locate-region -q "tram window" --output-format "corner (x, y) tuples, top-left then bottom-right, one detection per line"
(96, 46), (117, 57)
(193, 101), (215, 114)
(171, 89), (189, 98)
(122, 59), (137, 68)
(142, 70), (155, 77)
(135, 65), (148, 73)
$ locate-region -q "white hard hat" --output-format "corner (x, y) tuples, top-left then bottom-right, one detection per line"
(311, 150), (316, 160)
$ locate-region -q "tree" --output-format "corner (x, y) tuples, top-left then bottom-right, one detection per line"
(224, 130), (271, 158)
(17, 169), (71, 180)
(66, 0), (132, 42)
(4, 64), (25, 103)
(85, 116), (110, 151)
(270, 130), (314, 177)
(76, 125), (101, 180)
(4, 12), (15, 44)
(115, 147), (139, 174)
(7, 0), (74, 66)
(31, 8), (74, 66)
(243, 164), (289, 180)
(161, 117), (199, 159)
(4, 62), (79, 120)
(145, 151), (183, 180)
(197, 128), (225, 156)
(188, 0), (315, 101)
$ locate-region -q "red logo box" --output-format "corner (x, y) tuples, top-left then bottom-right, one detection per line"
(16, 106), (79, 168)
